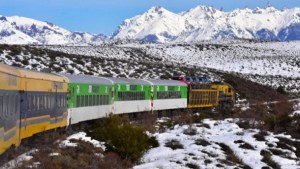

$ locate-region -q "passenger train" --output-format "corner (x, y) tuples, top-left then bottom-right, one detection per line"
(0, 63), (234, 155)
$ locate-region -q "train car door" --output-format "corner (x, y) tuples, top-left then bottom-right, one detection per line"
(19, 80), (29, 139)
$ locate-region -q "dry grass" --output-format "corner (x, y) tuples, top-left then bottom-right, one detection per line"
(217, 143), (251, 169)
(260, 150), (281, 169)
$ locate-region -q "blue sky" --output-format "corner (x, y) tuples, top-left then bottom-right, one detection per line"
(0, 0), (299, 35)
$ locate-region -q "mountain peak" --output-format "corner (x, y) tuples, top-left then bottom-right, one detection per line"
(146, 6), (173, 16)
(265, 6), (278, 12)
(0, 16), (7, 21)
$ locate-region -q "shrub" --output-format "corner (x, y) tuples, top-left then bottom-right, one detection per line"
(264, 110), (293, 133)
(253, 131), (268, 141)
(183, 126), (197, 136)
(165, 139), (184, 150)
(260, 150), (281, 169)
(195, 139), (211, 146)
(186, 162), (200, 169)
(239, 142), (255, 150)
(91, 114), (158, 163)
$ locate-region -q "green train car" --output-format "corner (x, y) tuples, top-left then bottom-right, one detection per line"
(62, 74), (113, 125)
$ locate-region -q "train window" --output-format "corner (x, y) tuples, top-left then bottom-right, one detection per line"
(0, 95), (2, 119)
(47, 95), (50, 109)
(27, 95), (31, 111)
(50, 95), (53, 109)
(98, 95), (101, 105)
(7, 95), (11, 116)
(43, 95), (46, 109)
(157, 91), (181, 99)
(118, 92), (122, 101)
(88, 95), (92, 106)
(61, 95), (63, 107)
(82, 96), (85, 107)
(57, 95), (60, 108)
(59, 95), (62, 107)
(15, 95), (18, 114)
(85, 95), (88, 107)
(95, 95), (98, 106)
(92, 95), (95, 106)
(33, 95), (37, 110)
(10, 95), (14, 115)
(3, 95), (7, 117)
(101, 95), (104, 105)
(63, 95), (65, 107)
(78, 96), (82, 107)
(40, 95), (44, 110)
(78, 96), (81, 107)
(76, 96), (80, 107)
(81, 95), (84, 107)
(36, 95), (40, 110)
(107, 95), (109, 104)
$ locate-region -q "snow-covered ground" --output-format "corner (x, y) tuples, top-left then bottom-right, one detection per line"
(135, 119), (300, 169)
(2, 118), (299, 169)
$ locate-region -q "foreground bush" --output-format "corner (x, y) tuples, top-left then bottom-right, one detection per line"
(91, 115), (159, 163)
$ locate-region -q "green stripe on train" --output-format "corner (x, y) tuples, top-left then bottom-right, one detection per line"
(68, 83), (112, 108)
(114, 84), (152, 101)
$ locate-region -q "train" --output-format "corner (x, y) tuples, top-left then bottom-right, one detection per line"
(0, 63), (234, 155)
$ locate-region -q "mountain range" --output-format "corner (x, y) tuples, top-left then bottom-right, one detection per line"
(113, 6), (300, 43)
(0, 15), (106, 45)
(1, 5), (300, 44)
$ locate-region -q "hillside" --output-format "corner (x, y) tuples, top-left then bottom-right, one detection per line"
(40, 40), (300, 94)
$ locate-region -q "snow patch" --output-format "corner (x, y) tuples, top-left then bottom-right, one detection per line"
(60, 132), (106, 150)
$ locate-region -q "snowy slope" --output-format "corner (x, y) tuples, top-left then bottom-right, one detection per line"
(43, 40), (300, 92)
(0, 15), (106, 45)
(113, 6), (300, 42)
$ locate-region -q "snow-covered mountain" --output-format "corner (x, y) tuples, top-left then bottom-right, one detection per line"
(0, 15), (106, 45)
(113, 6), (300, 43)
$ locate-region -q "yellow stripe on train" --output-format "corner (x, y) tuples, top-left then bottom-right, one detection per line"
(20, 112), (68, 139)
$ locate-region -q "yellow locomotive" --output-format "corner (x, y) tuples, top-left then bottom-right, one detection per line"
(172, 75), (235, 109)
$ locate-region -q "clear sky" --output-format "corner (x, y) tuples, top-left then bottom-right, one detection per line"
(0, 0), (299, 35)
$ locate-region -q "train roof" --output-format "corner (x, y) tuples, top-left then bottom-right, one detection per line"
(106, 77), (151, 85)
(0, 63), (66, 82)
(61, 74), (113, 85)
(146, 79), (187, 86)
(0, 63), (20, 76)
(15, 67), (67, 82)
